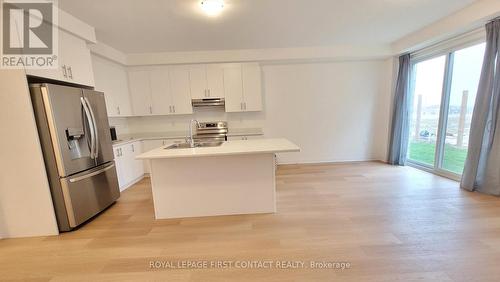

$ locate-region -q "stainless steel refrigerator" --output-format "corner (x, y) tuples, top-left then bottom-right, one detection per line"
(30, 83), (120, 231)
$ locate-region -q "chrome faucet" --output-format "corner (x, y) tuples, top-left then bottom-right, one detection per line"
(189, 119), (200, 148)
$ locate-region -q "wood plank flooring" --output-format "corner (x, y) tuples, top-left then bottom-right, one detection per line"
(2, 162), (500, 281)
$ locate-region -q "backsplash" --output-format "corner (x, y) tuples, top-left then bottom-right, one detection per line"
(109, 109), (265, 136)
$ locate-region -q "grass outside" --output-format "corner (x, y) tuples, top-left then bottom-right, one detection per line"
(408, 141), (467, 174)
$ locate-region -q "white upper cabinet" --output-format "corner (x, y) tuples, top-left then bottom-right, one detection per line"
(150, 67), (173, 115)
(206, 64), (225, 98)
(223, 64), (244, 112)
(189, 64), (225, 99)
(128, 69), (152, 116)
(241, 63), (263, 112)
(169, 66), (193, 115)
(91, 55), (132, 117)
(126, 63), (261, 116)
(188, 65), (207, 99)
(223, 63), (262, 112)
(128, 66), (193, 116)
(27, 30), (95, 87)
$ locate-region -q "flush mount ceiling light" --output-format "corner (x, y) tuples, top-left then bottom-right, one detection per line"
(200, 0), (224, 16)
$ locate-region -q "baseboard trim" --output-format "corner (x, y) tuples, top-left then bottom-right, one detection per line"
(277, 159), (387, 166)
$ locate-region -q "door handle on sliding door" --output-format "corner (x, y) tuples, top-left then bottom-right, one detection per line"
(84, 97), (99, 159)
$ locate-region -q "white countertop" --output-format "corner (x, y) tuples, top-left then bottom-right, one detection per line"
(112, 128), (264, 147)
(136, 138), (300, 160)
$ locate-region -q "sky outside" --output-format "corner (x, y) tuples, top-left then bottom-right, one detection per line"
(412, 42), (485, 109)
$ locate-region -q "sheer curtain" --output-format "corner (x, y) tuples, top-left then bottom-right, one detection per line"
(388, 54), (411, 165)
(461, 19), (500, 195)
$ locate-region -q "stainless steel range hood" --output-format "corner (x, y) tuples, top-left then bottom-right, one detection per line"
(192, 98), (225, 108)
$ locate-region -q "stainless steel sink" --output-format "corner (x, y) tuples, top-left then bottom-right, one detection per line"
(165, 141), (224, 150)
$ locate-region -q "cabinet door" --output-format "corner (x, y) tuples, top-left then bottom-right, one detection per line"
(189, 65), (207, 99)
(130, 141), (144, 180)
(60, 30), (95, 87)
(121, 144), (135, 186)
(26, 29), (65, 82)
(150, 67), (173, 115)
(223, 64), (244, 112)
(170, 66), (193, 115)
(206, 64), (225, 98)
(114, 146), (127, 190)
(242, 63), (262, 112)
(92, 55), (132, 117)
(92, 55), (117, 116)
(128, 70), (152, 116)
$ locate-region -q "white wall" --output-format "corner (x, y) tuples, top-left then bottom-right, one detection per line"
(393, 0), (500, 54)
(0, 70), (59, 238)
(118, 59), (393, 164)
(262, 60), (392, 163)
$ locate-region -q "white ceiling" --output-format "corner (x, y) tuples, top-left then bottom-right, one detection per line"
(59, 0), (477, 54)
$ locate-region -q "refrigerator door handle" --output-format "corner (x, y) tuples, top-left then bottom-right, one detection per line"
(69, 163), (115, 183)
(84, 97), (99, 159)
(81, 97), (96, 159)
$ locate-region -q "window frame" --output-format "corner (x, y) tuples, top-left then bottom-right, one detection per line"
(406, 34), (486, 181)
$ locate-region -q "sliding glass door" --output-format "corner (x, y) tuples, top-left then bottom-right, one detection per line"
(407, 42), (486, 178)
(408, 56), (446, 167)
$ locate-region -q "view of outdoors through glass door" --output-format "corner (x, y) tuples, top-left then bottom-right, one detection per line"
(408, 56), (446, 167)
(408, 42), (486, 175)
(442, 43), (485, 174)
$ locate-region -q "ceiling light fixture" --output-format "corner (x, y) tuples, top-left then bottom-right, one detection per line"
(200, 0), (224, 16)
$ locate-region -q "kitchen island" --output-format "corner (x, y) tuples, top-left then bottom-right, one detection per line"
(136, 138), (300, 219)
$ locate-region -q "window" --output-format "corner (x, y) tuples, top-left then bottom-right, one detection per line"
(407, 42), (486, 177)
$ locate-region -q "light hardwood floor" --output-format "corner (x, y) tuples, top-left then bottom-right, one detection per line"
(2, 162), (500, 281)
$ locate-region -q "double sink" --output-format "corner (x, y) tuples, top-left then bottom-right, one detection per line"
(165, 141), (224, 150)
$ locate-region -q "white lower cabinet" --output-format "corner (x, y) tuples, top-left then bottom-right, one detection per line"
(114, 141), (144, 191)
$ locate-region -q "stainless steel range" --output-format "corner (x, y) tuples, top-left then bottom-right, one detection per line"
(193, 121), (228, 142)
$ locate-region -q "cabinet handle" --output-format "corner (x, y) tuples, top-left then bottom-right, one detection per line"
(244, 102), (247, 110)
(149, 106), (153, 114)
(68, 66), (73, 79)
(131, 144), (134, 152)
(169, 105), (172, 113)
(173, 106), (175, 113)
(240, 102), (243, 110)
(62, 65), (67, 78)
(117, 106), (120, 115)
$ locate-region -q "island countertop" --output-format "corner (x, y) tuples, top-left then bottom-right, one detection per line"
(136, 138), (300, 160)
